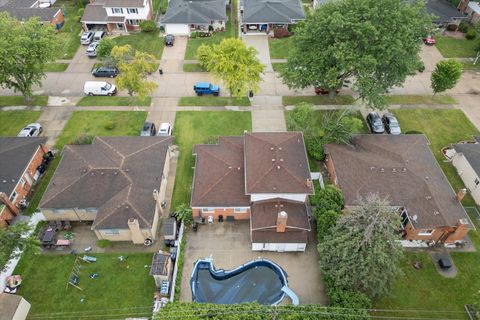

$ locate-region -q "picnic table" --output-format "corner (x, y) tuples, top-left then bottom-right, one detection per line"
(40, 226), (56, 247)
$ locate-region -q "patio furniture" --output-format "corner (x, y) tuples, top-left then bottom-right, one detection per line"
(82, 255), (97, 263)
(56, 239), (71, 247)
(438, 258), (452, 269)
(40, 226), (56, 248)
(160, 280), (169, 295)
(63, 220), (72, 230)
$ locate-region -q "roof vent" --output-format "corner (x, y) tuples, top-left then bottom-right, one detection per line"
(459, 218), (469, 225)
(425, 176), (429, 180)
(101, 172), (104, 175)
(433, 211), (440, 215)
(392, 168), (397, 173)
(370, 166), (376, 171)
(275, 204), (279, 208)
(114, 172), (118, 175)
(380, 168), (385, 173)
(279, 158), (284, 162)
(276, 165), (281, 170)
(2, 180), (6, 183)
(280, 204), (284, 208)
(278, 147), (282, 151)
(91, 172), (95, 175)
(228, 166), (232, 169)
(426, 196), (432, 200)
(270, 147), (274, 151)
(237, 167), (241, 170)
(412, 215), (418, 222)
(271, 159), (275, 162)
(273, 186), (277, 191)
(406, 160), (409, 164)
(402, 168), (407, 172)
(125, 169), (130, 172)
(11, 179), (15, 182)
(82, 169), (87, 173)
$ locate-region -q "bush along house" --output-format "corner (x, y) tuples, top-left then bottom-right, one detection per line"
(324, 134), (474, 247)
(191, 132), (314, 252)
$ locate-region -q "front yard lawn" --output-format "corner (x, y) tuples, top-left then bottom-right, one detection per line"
(171, 111), (252, 208)
(283, 95), (355, 106)
(54, 6), (83, 59)
(76, 96), (151, 107)
(0, 111), (42, 136)
(272, 62), (285, 72)
(183, 63), (207, 72)
(55, 111), (147, 149)
(113, 31), (164, 59)
(14, 251), (155, 315)
(268, 37), (294, 59)
(435, 36), (478, 58)
(0, 95), (48, 107)
(385, 95), (457, 105)
(178, 96), (251, 106)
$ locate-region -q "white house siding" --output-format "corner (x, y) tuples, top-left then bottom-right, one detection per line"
(105, 0), (151, 20)
(251, 243), (306, 252)
(95, 227), (153, 242)
(41, 208), (97, 221)
(250, 193), (307, 202)
(165, 24), (190, 35)
(452, 153), (480, 205)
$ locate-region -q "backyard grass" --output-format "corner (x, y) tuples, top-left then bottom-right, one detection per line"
(76, 96), (151, 107)
(435, 36), (478, 58)
(182, 63), (207, 72)
(0, 95), (48, 106)
(178, 96), (251, 106)
(0, 111), (42, 136)
(272, 62), (285, 73)
(282, 95), (356, 106)
(14, 251), (155, 316)
(44, 62), (69, 72)
(385, 95), (457, 105)
(268, 37), (294, 59)
(171, 111), (252, 208)
(55, 111), (147, 149)
(461, 60), (480, 71)
(54, 5), (83, 59)
(184, 0), (238, 59)
(113, 30), (164, 59)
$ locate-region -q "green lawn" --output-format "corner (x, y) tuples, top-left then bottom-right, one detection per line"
(54, 5), (83, 59)
(178, 96), (251, 106)
(152, 0), (168, 15)
(183, 63), (207, 72)
(113, 31), (164, 59)
(461, 60), (480, 71)
(184, 0), (238, 59)
(77, 96), (151, 107)
(26, 156), (61, 215)
(171, 111), (252, 208)
(268, 37), (294, 59)
(14, 251), (155, 316)
(435, 36), (478, 58)
(283, 95), (355, 106)
(44, 63), (69, 72)
(272, 62), (286, 73)
(55, 111), (147, 149)
(0, 111), (41, 136)
(385, 95), (457, 105)
(0, 95), (48, 106)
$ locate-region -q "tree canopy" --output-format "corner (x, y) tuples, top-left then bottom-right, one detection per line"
(0, 13), (59, 102)
(281, 0), (432, 109)
(197, 38), (265, 98)
(96, 37), (115, 60)
(0, 222), (39, 271)
(431, 59), (463, 94)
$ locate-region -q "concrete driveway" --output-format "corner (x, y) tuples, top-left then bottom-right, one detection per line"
(161, 36), (188, 73)
(242, 35), (273, 72)
(179, 221), (326, 305)
(65, 44), (98, 73)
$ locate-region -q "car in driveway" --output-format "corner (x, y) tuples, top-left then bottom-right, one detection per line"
(194, 82), (220, 96)
(366, 112), (385, 134)
(18, 123), (42, 137)
(423, 35), (435, 45)
(140, 122), (156, 136)
(81, 31), (94, 45)
(382, 113), (401, 135)
(157, 123), (172, 136)
(86, 42), (99, 57)
(93, 30), (106, 42)
(164, 34), (174, 46)
(92, 66), (118, 78)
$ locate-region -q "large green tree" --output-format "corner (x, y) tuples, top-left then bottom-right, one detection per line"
(318, 193), (403, 299)
(0, 13), (59, 102)
(431, 59), (463, 95)
(281, 0), (432, 109)
(0, 222), (40, 271)
(197, 38), (265, 98)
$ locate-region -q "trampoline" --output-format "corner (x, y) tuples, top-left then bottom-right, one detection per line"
(190, 257), (299, 305)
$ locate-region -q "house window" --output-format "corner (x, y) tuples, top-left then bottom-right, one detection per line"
(475, 178), (479, 187)
(86, 208), (98, 214)
(103, 229), (120, 235)
(112, 8), (123, 14)
(418, 229), (435, 236)
(234, 207), (248, 213)
(127, 8), (138, 14)
(53, 209), (68, 214)
(127, 19), (140, 25)
(202, 208), (214, 213)
(9, 191), (17, 202)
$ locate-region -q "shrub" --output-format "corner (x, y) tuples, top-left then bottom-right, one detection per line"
(466, 28), (477, 40)
(77, 8), (85, 18)
(96, 37), (115, 59)
(71, 134), (94, 145)
(140, 20), (156, 32)
(305, 137), (325, 160)
(104, 120), (115, 130)
(190, 31), (198, 38)
(459, 21), (469, 33)
(273, 27), (292, 38)
(316, 209), (340, 241)
(417, 61), (425, 72)
(310, 184), (344, 216)
(96, 239), (111, 248)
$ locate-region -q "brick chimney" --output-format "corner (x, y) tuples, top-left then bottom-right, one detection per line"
(456, 188), (467, 202)
(127, 218), (145, 244)
(0, 192), (19, 216)
(306, 179), (312, 189)
(276, 211), (288, 233)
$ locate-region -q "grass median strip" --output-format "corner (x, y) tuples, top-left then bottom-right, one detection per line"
(183, 63), (207, 72)
(179, 96), (251, 107)
(385, 95), (456, 105)
(76, 96), (152, 107)
(0, 95), (48, 107)
(44, 63), (69, 72)
(282, 95), (355, 106)
(272, 63), (285, 72)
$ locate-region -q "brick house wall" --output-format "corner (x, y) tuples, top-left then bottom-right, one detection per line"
(50, 9), (64, 26)
(192, 207), (251, 221)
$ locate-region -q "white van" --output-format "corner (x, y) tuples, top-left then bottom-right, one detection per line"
(93, 31), (106, 42)
(83, 81), (117, 96)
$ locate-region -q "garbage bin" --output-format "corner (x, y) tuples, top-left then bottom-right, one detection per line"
(249, 91), (254, 98)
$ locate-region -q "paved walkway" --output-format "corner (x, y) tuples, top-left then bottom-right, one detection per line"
(160, 36), (188, 73)
(242, 34), (273, 72)
(37, 106), (74, 147)
(251, 96), (286, 132)
(65, 44), (97, 73)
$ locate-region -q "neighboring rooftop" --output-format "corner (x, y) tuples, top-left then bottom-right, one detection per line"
(40, 136), (173, 229)
(0, 137), (46, 197)
(244, 132), (313, 195)
(162, 0), (226, 24)
(240, 0), (304, 23)
(81, 2), (108, 22)
(453, 140), (480, 176)
(324, 134), (471, 229)
(104, 0), (145, 7)
(425, 0), (466, 22)
(0, 293), (29, 320)
(468, 1), (480, 14)
(150, 252), (171, 276)
(0, 0), (62, 22)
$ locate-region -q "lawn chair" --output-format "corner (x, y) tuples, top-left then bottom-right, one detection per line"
(82, 255), (97, 263)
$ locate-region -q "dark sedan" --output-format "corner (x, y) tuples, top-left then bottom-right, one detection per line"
(366, 112), (385, 134)
(382, 113), (401, 135)
(91, 66), (118, 78)
(165, 34), (175, 46)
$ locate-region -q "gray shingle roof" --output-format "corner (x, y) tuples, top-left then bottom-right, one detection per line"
(425, 0), (466, 22)
(162, 0), (226, 24)
(104, 0), (145, 7)
(241, 0), (304, 23)
(0, 137), (46, 197)
(453, 141), (480, 177)
(81, 3), (108, 23)
(40, 136), (173, 230)
(0, 0), (62, 22)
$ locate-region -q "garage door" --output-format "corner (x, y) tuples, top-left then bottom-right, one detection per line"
(165, 24), (190, 35)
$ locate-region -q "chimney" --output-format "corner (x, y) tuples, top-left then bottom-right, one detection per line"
(0, 192), (19, 216)
(128, 218), (145, 244)
(276, 211), (288, 233)
(456, 188), (467, 202)
(306, 179), (312, 189)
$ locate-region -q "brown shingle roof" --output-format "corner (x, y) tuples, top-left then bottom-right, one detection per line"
(251, 199), (311, 230)
(191, 137), (250, 207)
(81, 3), (108, 23)
(104, 0), (145, 7)
(252, 229), (308, 243)
(40, 136), (173, 229)
(324, 134), (472, 229)
(244, 132), (313, 194)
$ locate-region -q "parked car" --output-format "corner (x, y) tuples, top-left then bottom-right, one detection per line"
(157, 123), (172, 136)
(92, 66), (118, 78)
(164, 34), (175, 46)
(80, 31), (94, 45)
(17, 123), (42, 137)
(314, 87), (339, 95)
(83, 81), (117, 96)
(423, 35), (435, 45)
(366, 112), (385, 134)
(382, 113), (401, 135)
(93, 30), (106, 42)
(193, 82), (220, 96)
(140, 122), (156, 136)
(86, 42), (99, 57)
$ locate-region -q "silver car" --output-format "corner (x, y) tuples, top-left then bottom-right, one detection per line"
(382, 113), (401, 135)
(80, 31), (94, 45)
(86, 42), (99, 57)
(18, 123), (42, 137)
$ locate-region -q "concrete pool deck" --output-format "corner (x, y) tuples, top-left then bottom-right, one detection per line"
(179, 221), (327, 305)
